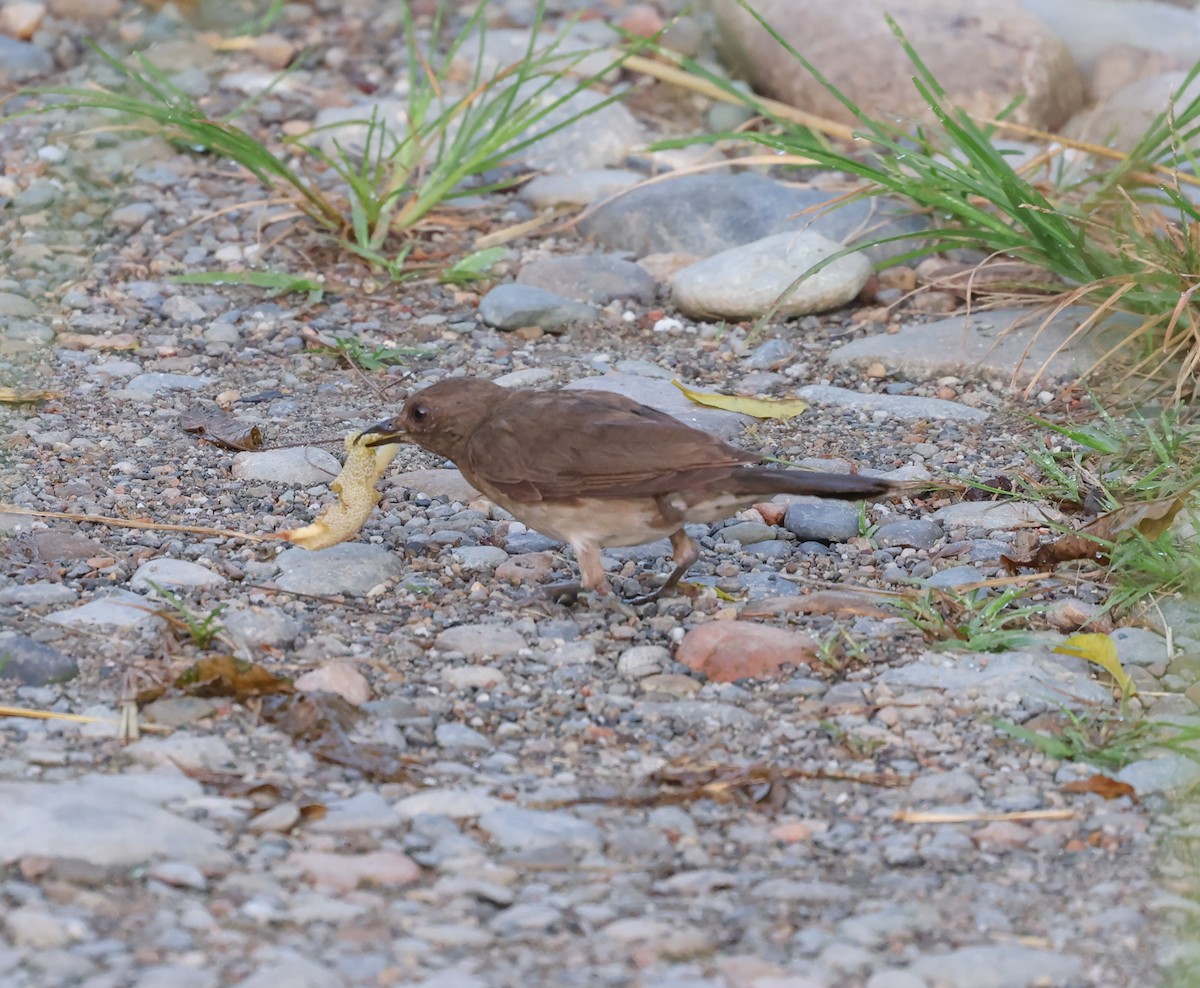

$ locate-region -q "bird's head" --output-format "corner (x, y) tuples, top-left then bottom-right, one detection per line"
(358, 377), (508, 462)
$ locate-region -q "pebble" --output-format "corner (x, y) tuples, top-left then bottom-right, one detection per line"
(434, 623), (526, 658)
(395, 788), (503, 821)
(478, 283), (598, 333)
(519, 168), (643, 209)
(274, 543), (404, 595)
(477, 807), (603, 851)
(1117, 754), (1200, 795)
(797, 383), (990, 422)
(671, 231), (872, 319)
(677, 621), (818, 682)
(436, 722), (493, 751)
(875, 519), (943, 549)
(220, 605), (302, 648)
(718, 520), (777, 545)
(391, 468), (479, 502)
(909, 944), (1083, 987)
(617, 644), (670, 679)
(118, 373), (212, 400)
(516, 255), (657, 305)
(443, 665), (506, 689)
(0, 778), (230, 867)
(0, 291), (38, 316)
(783, 499), (861, 543)
(450, 545), (510, 572)
(130, 558), (227, 591)
(110, 201), (157, 228)
(294, 661), (371, 705)
(309, 791), (401, 833)
(0, 582), (79, 607)
(1110, 627), (1169, 667)
(231, 447), (342, 485)
(43, 589), (164, 631)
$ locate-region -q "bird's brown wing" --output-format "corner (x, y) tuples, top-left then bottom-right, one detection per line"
(462, 390), (757, 503)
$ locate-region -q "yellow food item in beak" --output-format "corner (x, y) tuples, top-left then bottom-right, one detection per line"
(277, 432), (400, 549)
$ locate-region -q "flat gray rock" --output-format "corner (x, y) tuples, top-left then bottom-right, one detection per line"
(878, 649), (1112, 708)
(275, 543), (404, 596)
(390, 468), (479, 502)
(910, 944), (1083, 988)
(0, 632), (79, 685)
(395, 788), (503, 820)
(1117, 753), (1200, 795)
(520, 168), (644, 209)
(231, 447), (342, 485)
(672, 231), (872, 319)
(784, 499), (861, 543)
(933, 500), (1064, 530)
(130, 558), (227, 591)
(0, 291), (37, 317)
(478, 806), (603, 850)
(828, 306), (1125, 385)
(563, 373), (750, 440)
(517, 255), (657, 305)
(797, 384), (990, 422)
(0, 777), (230, 868)
(435, 623), (526, 658)
(43, 589), (163, 632)
(478, 284), (598, 333)
(118, 373), (212, 401)
(0, 581), (79, 607)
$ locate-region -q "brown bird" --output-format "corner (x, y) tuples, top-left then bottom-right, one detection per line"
(360, 377), (900, 603)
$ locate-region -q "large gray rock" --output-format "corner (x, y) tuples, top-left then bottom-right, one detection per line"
(714, 0), (1085, 131)
(1021, 0), (1200, 86)
(0, 776), (230, 868)
(275, 543), (404, 596)
(828, 306), (1123, 386)
(1065, 71), (1200, 152)
(577, 173), (928, 263)
(671, 232), (871, 319)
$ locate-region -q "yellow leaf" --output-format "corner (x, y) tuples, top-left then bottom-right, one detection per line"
(1054, 633), (1135, 696)
(277, 432), (399, 549)
(672, 380), (808, 420)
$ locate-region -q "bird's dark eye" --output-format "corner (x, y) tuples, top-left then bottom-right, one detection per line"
(409, 404), (429, 423)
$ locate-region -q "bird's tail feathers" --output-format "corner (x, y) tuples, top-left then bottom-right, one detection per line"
(731, 466), (899, 500)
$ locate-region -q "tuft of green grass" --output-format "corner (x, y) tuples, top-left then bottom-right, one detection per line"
(996, 710), (1200, 771)
(306, 335), (434, 372)
(171, 270), (325, 305)
(16, 0), (641, 279)
(897, 584), (1045, 653)
(439, 246), (507, 287)
(145, 581), (226, 649)
(655, 0), (1200, 399)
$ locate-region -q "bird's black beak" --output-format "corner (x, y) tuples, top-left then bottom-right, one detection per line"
(357, 417), (407, 448)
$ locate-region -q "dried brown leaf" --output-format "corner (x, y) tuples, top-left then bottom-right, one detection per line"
(180, 409), (264, 451)
(174, 655), (295, 700)
(1062, 774), (1138, 803)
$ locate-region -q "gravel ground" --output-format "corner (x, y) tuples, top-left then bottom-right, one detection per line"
(1, 2), (1197, 987)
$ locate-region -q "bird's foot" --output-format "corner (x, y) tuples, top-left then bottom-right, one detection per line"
(535, 580), (585, 606)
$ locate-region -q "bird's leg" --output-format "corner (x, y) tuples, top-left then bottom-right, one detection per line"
(521, 540), (606, 607)
(626, 529), (699, 605)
